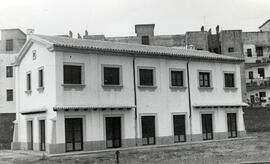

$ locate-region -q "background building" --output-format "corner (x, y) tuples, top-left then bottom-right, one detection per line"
(0, 29), (26, 148)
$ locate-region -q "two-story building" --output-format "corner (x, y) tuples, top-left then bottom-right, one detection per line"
(12, 34), (246, 154)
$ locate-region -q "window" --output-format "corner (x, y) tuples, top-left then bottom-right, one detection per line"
(6, 89), (13, 101)
(248, 71), (253, 80)
(196, 48), (203, 51)
(63, 65), (82, 84)
(6, 66), (13, 78)
(259, 92), (266, 103)
(247, 49), (252, 57)
(224, 73), (235, 88)
(26, 73), (31, 91)
(199, 72), (211, 87)
(103, 66), (120, 85)
(139, 68), (154, 86)
(258, 68), (265, 78)
(6, 40), (13, 51)
(141, 36), (150, 45)
(170, 70), (184, 87)
(32, 50), (37, 60)
(256, 47), (263, 57)
(38, 68), (44, 88)
(228, 47), (234, 53)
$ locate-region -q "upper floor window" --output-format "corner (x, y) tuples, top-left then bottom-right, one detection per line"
(38, 68), (44, 88)
(256, 47), (263, 57)
(139, 68), (155, 86)
(6, 89), (13, 101)
(26, 72), (31, 91)
(170, 69), (184, 87)
(141, 36), (150, 45)
(63, 64), (82, 84)
(247, 49), (252, 57)
(228, 47), (234, 53)
(6, 66), (13, 78)
(6, 40), (13, 51)
(224, 73), (235, 88)
(103, 66), (121, 86)
(199, 72), (211, 88)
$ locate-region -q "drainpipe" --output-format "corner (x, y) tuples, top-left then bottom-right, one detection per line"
(186, 59), (193, 141)
(132, 57), (138, 146)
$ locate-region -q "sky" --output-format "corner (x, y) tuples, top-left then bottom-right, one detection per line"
(0, 0), (269, 37)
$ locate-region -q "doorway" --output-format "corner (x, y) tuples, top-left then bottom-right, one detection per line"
(65, 118), (83, 152)
(39, 120), (46, 151)
(227, 113), (237, 138)
(201, 114), (213, 140)
(141, 116), (156, 145)
(105, 117), (122, 148)
(27, 120), (33, 150)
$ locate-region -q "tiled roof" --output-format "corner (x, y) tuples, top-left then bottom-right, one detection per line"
(32, 34), (243, 62)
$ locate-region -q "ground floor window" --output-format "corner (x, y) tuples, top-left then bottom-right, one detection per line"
(173, 115), (186, 143)
(39, 120), (46, 151)
(65, 118), (83, 152)
(105, 117), (122, 148)
(141, 116), (156, 145)
(227, 113), (237, 138)
(201, 114), (213, 140)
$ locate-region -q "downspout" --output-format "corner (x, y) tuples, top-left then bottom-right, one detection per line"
(133, 57), (138, 146)
(186, 59), (193, 141)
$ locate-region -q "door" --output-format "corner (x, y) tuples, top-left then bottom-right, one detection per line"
(106, 117), (122, 148)
(141, 116), (156, 145)
(27, 121), (33, 150)
(173, 115), (186, 143)
(227, 113), (237, 138)
(258, 68), (265, 78)
(39, 120), (46, 151)
(65, 118), (83, 152)
(202, 114), (213, 140)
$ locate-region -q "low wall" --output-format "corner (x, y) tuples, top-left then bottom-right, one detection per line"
(243, 107), (270, 132)
(0, 113), (15, 149)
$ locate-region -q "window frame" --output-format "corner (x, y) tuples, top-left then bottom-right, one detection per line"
(169, 68), (185, 88)
(6, 39), (13, 51)
(38, 67), (44, 89)
(6, 66), (13, 78)
(6, 89), (13, 101)
(137, 66), (156, 88)
(224, 72), (236, 89)
(198, 70), (212, 89)
(101, 64), (123, 87)
(63, 63), (85, 85)
(26, 71), (32, 92)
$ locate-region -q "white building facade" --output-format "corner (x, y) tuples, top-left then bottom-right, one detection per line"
(12, 35), (246, 154)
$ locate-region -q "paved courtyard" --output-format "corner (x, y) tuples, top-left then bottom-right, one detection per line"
(1, 133), (270, 164)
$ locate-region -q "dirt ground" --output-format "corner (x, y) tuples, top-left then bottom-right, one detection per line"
(2, 132), (270, 164)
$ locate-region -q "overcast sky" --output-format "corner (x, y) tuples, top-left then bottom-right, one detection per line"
(0, 0), (269, 37)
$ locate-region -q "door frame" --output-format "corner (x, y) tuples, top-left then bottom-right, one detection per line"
(26, 119), (34, 150)
(139, 113), (158, 145)
(103, 114), (125, 146)
(200, 111), (214, 140)
(64, 117), (84, 152)
(38, 119), (46, 151)
(171, 112), (188, 142)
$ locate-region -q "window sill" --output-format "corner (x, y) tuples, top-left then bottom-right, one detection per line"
(138, 85), (157, 89)
(37, 87), (45, 92)
(25, 90), (32, 94)
(198, 87), (213, 90)
(170, 86), (187, 90)
(102, 84), (123, 88)
(62, 84), (86, 88)
(224, 87), (238, 91)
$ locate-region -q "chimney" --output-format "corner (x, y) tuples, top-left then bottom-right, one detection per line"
(135, 24), (155, 37)
(201, 26), (204, 32)
(208, 28), (212, 34)
(69, 30), (73, 38)
(26, 29), (35, 35)
(216, 25), (220, 34)
(85, 30), (88, 36)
